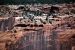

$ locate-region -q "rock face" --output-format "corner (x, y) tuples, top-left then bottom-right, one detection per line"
(0, 17), (15, 32)
(0, 16), (75, 50)
(0, 21), (75, 50)
(0, 4), (75, 50)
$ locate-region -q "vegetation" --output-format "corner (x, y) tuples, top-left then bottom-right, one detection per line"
(0, 0), (75, 4)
